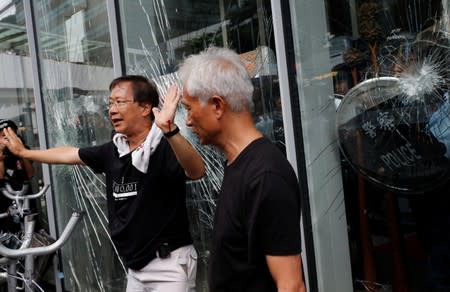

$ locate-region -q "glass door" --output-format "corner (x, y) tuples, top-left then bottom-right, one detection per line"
(288, 0), (450, 290)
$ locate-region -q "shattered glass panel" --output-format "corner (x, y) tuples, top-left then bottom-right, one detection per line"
(119, 0), (279, 290)
(28, 0), (281, 291)
(0, 1), (39, 178)
(291, 0), (449, 290)
(32, 0), (118, 291)
(0, 1), (44, 289)
(333, 2), (450, 191)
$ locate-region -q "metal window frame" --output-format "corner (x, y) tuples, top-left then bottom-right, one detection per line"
(107, 0), (126, 77)
(271, 0), (318, 291)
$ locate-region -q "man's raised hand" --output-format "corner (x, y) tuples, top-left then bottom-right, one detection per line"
(152, 84), (180, 132)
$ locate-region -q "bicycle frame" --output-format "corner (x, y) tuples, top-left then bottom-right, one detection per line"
(0, 183), (82, 292)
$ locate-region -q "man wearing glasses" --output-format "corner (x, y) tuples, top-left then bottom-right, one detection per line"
(1, 75), (205, 292)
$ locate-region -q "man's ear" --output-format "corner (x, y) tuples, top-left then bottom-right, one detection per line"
(141, 103), (152, 116)
(210, 95), (226, 118)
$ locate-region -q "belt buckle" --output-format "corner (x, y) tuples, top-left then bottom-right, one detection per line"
(156, 243), (171, 259)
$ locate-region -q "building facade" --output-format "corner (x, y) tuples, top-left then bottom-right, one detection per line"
(0, 0), (449, 291)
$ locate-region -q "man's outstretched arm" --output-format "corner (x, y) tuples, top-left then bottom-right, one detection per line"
(2, 128), (84, 165)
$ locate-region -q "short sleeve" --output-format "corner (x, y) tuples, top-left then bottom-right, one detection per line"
(78, 143), (111, 173)
(251, 172), (302, 255)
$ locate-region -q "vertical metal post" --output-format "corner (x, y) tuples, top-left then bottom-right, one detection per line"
(22, 1), (62, 291)
(271, 0), (308, 286)
(7, 260), (17, 292)
(219, 0), (229, 47)
(270, 0), (298, 171)
(257, 0), (267, 47)
(24, 254), (35, 292)
(107, 0), (126, 76)
(442, 0), (449, 31)
(271, 1), (319, 291)
(349, 0), (359, 38)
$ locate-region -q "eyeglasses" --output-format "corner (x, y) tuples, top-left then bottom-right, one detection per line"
(107, 100), (135, 110)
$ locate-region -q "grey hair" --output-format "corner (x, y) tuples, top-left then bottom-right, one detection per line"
(178, 46), (254, 112)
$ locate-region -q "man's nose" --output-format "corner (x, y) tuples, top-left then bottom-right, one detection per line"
(108, 105), (118, 114)
(185, 117), (192, 127)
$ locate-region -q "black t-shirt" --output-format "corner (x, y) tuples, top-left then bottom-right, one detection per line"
(78, 138), (192, 269)
(209, 137), (302, 292)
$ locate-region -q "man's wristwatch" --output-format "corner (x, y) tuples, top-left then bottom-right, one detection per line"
(163, 125), (180, 138)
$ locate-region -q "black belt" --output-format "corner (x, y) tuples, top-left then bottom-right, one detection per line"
(150, 238), (192, 262)
(156, 242), (172, 259)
